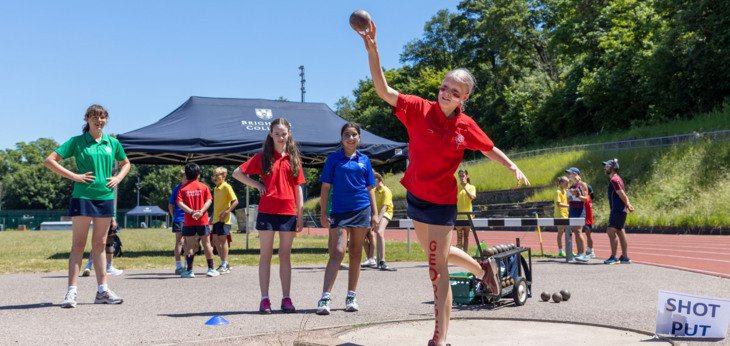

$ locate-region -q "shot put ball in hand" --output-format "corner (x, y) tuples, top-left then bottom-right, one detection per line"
(349, 9), (372, 33)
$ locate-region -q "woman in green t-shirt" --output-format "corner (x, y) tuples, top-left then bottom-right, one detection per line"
(44, 104), (131, 309)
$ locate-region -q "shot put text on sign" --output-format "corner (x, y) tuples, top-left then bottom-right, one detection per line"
(656, 290), (730, 339)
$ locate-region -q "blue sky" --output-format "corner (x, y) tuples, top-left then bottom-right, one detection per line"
(0, 1), (460, 151)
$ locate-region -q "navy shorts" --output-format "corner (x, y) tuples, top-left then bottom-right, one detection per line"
(330, 207), (371, 229)
(608, 212), (627, 230)
(257, 213), (297, 232)
(212, 222), (231, 235)
(69, 198), (114, 218)
(568, 207), (586, 218)
(583, 224), (593, 232)
(172, 221), (184, 233)
(406, 192), (456, 226)
(182, 225), (210, 237)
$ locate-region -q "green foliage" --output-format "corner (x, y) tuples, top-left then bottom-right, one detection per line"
(0, 138), (73, 209)
(346, 0), (730, 149)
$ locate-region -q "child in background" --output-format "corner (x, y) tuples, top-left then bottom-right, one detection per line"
(82, 217), (123, 276)
(211, 167), (239, 274)
(583, 184), (596, 258)
(168, 169), (187, 274)
(455, 169), (476, 253)
(555, 176), (570, 257)
(177, 163), (217, 278)
(361, 170), (395, 271)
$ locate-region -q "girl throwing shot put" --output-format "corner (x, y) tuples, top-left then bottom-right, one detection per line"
(357, 21), (530, 346)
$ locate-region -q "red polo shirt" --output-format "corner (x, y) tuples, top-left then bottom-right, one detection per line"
(239, 152), (305, 215)
(393, 94), (494, 205)
(176, 180), (212, 226)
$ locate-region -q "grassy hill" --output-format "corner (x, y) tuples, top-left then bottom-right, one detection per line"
(305, 104), (730, 226)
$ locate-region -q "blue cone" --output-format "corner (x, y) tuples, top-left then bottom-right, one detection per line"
(205, 315), (229, 326)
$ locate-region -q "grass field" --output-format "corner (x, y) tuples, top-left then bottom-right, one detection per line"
(0, 228), (430, 274)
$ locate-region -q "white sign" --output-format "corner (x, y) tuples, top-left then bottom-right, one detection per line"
(656, 290), (730, 339)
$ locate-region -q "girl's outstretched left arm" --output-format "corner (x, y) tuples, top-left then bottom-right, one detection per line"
(481, 148), (530, 187)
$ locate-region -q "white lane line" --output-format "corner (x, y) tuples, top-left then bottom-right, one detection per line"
(629, 251), (730, 264)
(632, 261), (729, 278)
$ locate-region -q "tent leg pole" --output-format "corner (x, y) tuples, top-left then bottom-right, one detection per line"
(246, 186), (249, 250)
(407, 226), (411, 254)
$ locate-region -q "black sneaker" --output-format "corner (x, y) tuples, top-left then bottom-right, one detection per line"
(619, 256), (632, 264)
(378, 261), (397, 271)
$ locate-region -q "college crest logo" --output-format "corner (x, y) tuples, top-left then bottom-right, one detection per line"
(454, 133), (465, 148)
(255, 108), (273, 120)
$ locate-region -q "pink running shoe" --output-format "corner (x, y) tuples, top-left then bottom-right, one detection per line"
(259, 298), (272, 314)
(480, 257), (501, 296)
(281, 297), (296, 313)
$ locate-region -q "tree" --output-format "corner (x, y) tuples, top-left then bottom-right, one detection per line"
(0, 138), (73, 209)
(400, 9), (460, 70)
(648, 0), (730, 117)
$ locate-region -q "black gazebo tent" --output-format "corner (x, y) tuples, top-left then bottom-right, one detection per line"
(117, 96), (407, 166)
(124, 205), (169, 228)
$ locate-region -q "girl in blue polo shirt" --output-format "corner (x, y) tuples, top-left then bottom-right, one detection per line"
(316, 122), (378, 315)
(44, 104), (131, 309)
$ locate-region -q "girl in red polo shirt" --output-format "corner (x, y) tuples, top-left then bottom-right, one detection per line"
(233, 118), (305, 314)
(357, 22), (530, 346)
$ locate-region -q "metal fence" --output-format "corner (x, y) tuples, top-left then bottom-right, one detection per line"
(506, 130), (730, 160)
(0, 209), (147, 230)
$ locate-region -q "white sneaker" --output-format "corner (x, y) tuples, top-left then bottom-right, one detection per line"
(106, 266), (124, 276)
(360, 258), (376, 268)
(81, 268), (91, 277)
(345, 296), (359, 312)
(316, 298), (331, 315)
(206, 268), (220, 277)
(95, 289), (123, 304)
(586, 252), (596, 259)
(574, 254), (589, 262)
(61, 290), (77, 308)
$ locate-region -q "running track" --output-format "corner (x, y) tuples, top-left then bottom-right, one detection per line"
(299, 228), (730, 278)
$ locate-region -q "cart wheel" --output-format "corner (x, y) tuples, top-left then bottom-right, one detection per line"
(513, 277), (528, 306)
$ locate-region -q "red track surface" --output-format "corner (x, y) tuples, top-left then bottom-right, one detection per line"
(299, 228), (730, 278)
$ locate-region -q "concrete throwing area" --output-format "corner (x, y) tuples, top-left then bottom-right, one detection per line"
(0, 260), (727, 345)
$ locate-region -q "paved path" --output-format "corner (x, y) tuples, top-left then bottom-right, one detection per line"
(300, 228), (730, 278)
(0, 258), (727, 345)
